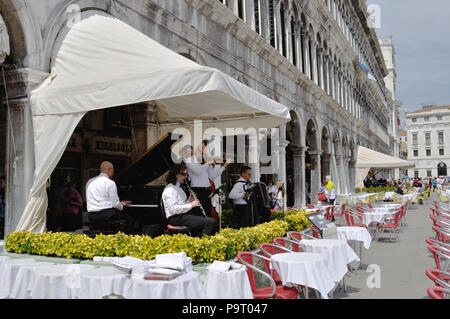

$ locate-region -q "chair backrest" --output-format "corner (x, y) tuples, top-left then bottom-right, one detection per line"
(426, 268), (450, 286)
(324, 206), (334, 221)
(428, 245), (450, 270)
(236, 252), (258, 291)
(307, 204), (315, 209)
(288, 232), (302, 242)
(309, 225), (320, 239)
(274, 237), (300, 252)
(259, 243), (288, 281)
(427, 286), (448, 299)
(159, 198), (169, 230)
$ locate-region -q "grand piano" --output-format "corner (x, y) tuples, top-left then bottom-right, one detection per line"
(115, 133), (181, 234)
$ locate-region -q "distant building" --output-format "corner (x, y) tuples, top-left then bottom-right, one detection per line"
(406, 105), (450, 178)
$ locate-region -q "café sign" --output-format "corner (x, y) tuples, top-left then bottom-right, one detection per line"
(66, 134), (132, 157)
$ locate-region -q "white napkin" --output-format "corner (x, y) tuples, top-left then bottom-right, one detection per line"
(154, 252), (187, 271)
(146, 268), (181, 276)
(208, 261), (245, 272)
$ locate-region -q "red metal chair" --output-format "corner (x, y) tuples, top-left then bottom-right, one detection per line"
(344, 210), (368, 229)
(432, 226), (450, 243)
(288, 231), (302, 242)
(324, 206), (335, 221)
(307, 204), (315, 209)
(425, 268), (450, 287)
(428, 245), (450, 271)
(375, 209), (401, 241)
(309, 225), (321, 239)
(273, 237), (301, 252)
(427, 286), (449, 299)
(237, 252), (298, 299)
(259, 243), (291, 285)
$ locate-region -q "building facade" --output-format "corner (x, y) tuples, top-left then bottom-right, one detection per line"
(0, 0), (398, 234)
(406, 105), (450, 178)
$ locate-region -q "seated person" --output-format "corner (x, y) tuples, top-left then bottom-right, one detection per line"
(86, 161), (135, 233)
(162, 163), (219, 237)
(395, 185), (404, 195)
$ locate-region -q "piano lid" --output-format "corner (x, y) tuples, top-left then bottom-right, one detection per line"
(116, 133), (181, 186)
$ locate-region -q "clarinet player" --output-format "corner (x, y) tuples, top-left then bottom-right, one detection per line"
(162, 163), (219, 236)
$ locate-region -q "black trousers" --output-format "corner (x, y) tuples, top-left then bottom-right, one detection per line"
(191, 187), (212, 217)
(169, 212), (219, 236)
(88, 208), (135, 234)
(233, 204), (252, 228)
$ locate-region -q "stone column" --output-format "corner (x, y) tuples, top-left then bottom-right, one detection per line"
(311, 42), (318, 86)
(3, 68), (49, 235)
(245, 0), (256, 31)
(349, 159), (356, 192)
(248, 133), (260, 183)
(317, 46), (324, 90)
(294, 22), (302, 71)
(309, 150), (322, 204)
(336, 154), (348, 193)
(274, 1), (282, 54)
(321, 153), (331, 182)
(302, 29), (311, 79)
(292, 146), (307, 208)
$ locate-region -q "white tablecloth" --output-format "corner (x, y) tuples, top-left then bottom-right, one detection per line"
(30, 264), (96, 299)
(10, 262), (55, 299)
(77, 266), (130, 299)
(271, 252), (336, 299)
(122, 271), (205, 299)
(337, 227), (372, 250)
(205, 267), (253, 299)
(0, 256), (10, 267)
(300, 239), (359, 283)
(0, 258), (36, 299)
(362, 211), (394, 226)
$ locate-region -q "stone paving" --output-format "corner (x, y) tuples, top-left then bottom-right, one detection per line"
(333, 193), (437, 299)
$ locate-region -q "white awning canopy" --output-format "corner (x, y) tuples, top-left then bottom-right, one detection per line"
(16, 11), (291, 232)
(355, 146), (415, 188)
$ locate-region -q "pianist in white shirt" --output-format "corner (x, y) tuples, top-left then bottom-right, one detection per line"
(182, 144), (230, 217)
(162, 163), (219, 236)
(86, 161), (135, 233)
(229, 166), (253, 228)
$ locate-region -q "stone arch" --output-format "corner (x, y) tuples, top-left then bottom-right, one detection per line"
(286, 109), (303, 148)
(1, 0), (43, 69)
(305, 117), (320, 151)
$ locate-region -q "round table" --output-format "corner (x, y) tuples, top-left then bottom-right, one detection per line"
(30, 264), (96, 299)
(0, 256), (11, 267)
(205, 267), (253, 299)
(122, 271), (205, 299)
(77, 266), (130, 299)
(0, 258), (36, 299)
(270, 253), (336, 299)
(299, 239), (359, 283)
(10, 262), (55, 299)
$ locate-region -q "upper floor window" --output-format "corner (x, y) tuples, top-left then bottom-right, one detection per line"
(412, 133), (418, 145)
(425, 132), (431, 145)
(438, 132), (444, 144)
(437, 115), (443, 121)
(426, 149), (431, 157)
(424, 116), (430, 122)
(412, 118), (417, 123)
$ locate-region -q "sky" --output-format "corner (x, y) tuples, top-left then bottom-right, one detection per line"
(367, 0), (450, 114)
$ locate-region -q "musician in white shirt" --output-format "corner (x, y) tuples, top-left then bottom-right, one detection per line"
(229, 166), (253, 228)
(182, 144), (230, 217)
(162, 163), (219, 236)
(86, 161), (135, 233)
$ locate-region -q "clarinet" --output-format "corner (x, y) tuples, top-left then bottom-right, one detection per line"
(184, 182), (207, 218)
